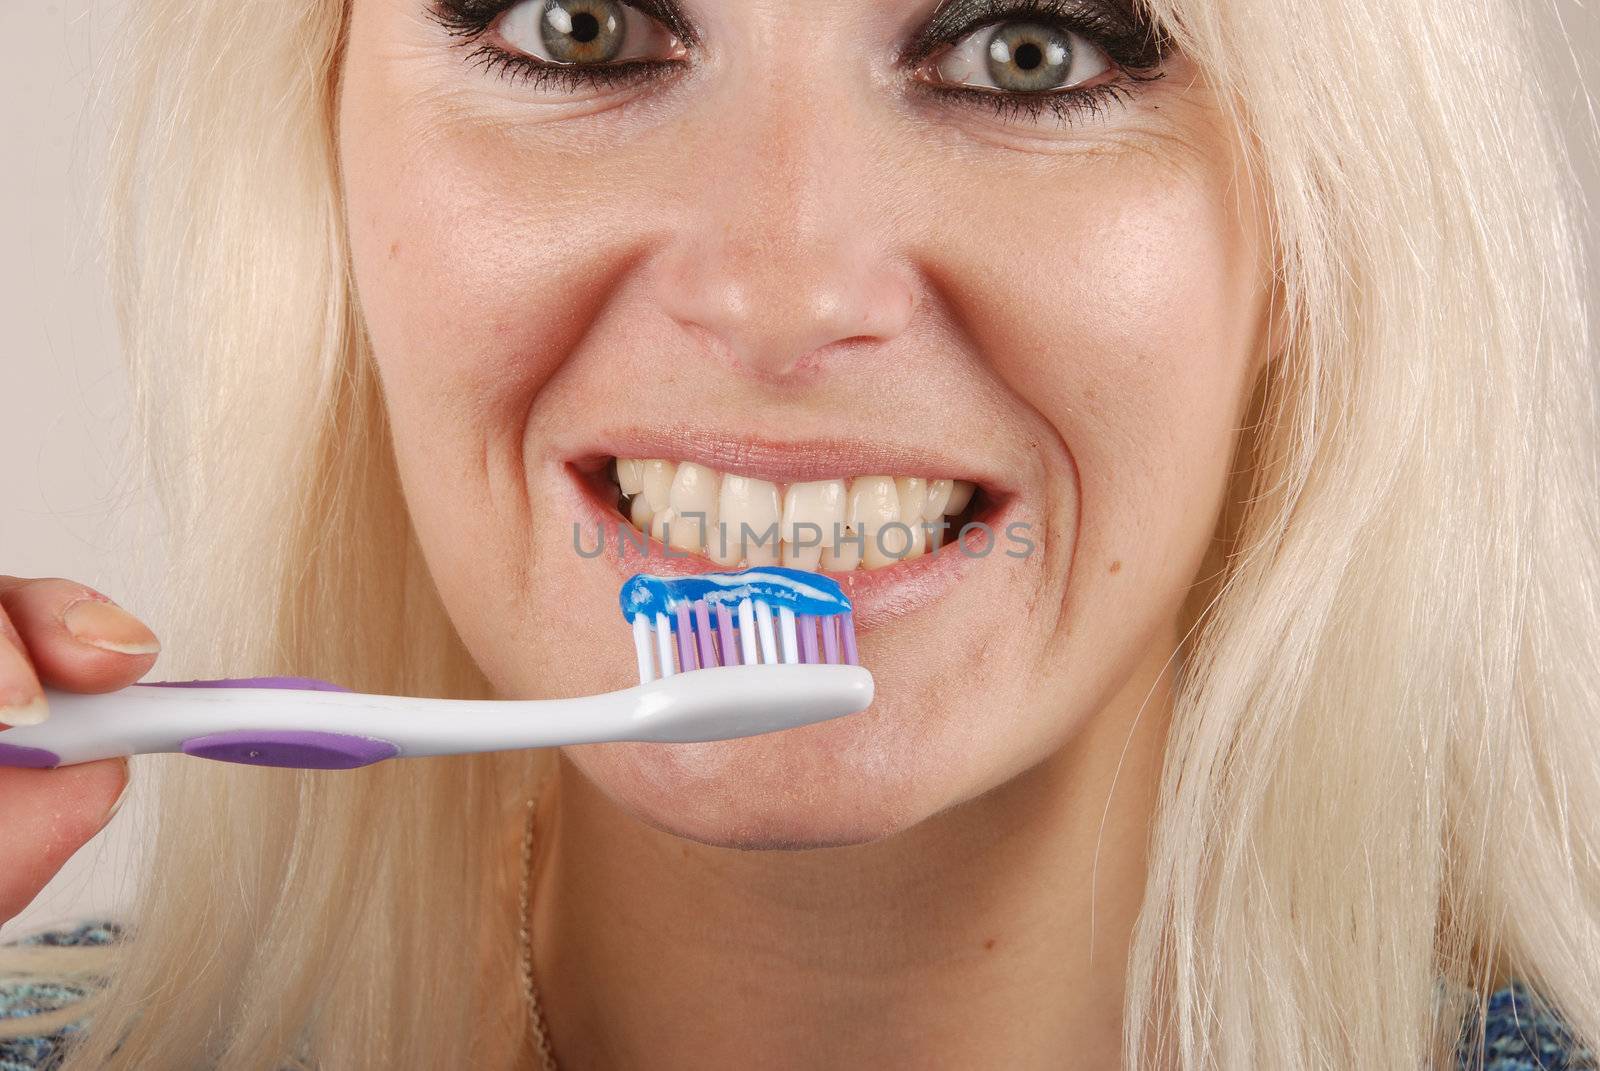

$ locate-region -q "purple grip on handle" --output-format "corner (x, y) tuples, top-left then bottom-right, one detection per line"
(181, 730), (398, 770)
(0, 742), (62, 768)
(149, 678), (393, 769)
(0, 678), (391, 771)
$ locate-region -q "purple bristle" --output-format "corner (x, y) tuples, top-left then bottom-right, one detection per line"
(716, 604), (739, 665)
(675, 603), (699, 672)
(840, 611), (859, 666)
(694, 600), (718, 669)
(821, 615), (840, 664)
(798, 614), (819, 664)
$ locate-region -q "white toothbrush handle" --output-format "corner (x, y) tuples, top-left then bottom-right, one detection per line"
(0, 665), (873, 770)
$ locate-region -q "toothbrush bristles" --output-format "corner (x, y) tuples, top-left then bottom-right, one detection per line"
(655, 612), (674, 679)
(630, 597), (860, 683)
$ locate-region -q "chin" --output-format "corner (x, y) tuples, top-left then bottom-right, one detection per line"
(564, 706), (960, 850)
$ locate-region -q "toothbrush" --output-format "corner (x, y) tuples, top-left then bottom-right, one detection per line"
(0, 568), (873, 771)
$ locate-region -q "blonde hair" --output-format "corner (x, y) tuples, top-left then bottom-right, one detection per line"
(3, 0), (1596, 1065)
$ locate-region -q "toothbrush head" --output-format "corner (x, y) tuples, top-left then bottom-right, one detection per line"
(619, 567), (860, 684)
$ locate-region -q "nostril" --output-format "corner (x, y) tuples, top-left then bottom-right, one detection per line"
(650, 235), (918, 381)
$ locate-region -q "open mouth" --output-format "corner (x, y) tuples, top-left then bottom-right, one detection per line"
(593, 457), (992, 573)
(560, 435), (1020, 628)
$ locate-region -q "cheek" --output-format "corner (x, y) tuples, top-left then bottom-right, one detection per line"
(930, 144), (1266, 645)
(343, 122), (628, 439)
(340, 80), (651, 684)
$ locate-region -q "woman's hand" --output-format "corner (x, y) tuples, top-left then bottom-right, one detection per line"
(0, 576), (160, 927)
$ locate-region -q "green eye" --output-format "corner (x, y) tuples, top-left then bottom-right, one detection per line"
(529, 0), (627, 64)
(497, 0), (685, 68)
(929, 20), (1113, 95)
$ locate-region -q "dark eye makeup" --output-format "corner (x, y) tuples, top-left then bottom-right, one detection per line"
(424, 0), (1171, 129)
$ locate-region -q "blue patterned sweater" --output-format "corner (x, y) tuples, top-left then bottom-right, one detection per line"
(0, 919), (1593, 1069)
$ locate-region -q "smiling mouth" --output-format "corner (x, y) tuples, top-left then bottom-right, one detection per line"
(598, 457), (989, 573)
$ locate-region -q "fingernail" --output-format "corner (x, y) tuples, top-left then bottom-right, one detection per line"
(0, 640), (49, 727)
(0, 694), (49, 728)
(106, 762), (133, 822)
(62, 597), (161, 656)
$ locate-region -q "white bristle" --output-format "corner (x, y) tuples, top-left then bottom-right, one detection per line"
(737, 598), (759, 665)
(655, 612), (675, 677)
(778, 606), (799, 665)
(754, 601), (779, 665)
(633, 613), (655, 684)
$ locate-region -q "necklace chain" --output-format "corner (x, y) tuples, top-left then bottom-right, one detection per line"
(518, 794), (561, 1071)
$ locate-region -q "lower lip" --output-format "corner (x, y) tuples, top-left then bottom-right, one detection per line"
(563, 465), (1008, 630)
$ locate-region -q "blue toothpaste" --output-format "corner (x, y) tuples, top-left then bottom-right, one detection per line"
(619, 567), (851, 627)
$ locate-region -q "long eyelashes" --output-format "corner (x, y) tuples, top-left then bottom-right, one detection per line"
(901, 0), (1169, 72)
(424, 0), (1170, 131)
(428, 0), (695, 46)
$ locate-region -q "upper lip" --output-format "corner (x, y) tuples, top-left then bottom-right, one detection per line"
(567, 424), (1011, 492)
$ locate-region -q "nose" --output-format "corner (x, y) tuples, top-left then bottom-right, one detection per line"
(649, 84), (917, 380)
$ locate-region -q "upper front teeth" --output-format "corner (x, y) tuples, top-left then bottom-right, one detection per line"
(611, 458), (978, 572)
(718, 473), (782, 567)
(782, 480), (844, 571)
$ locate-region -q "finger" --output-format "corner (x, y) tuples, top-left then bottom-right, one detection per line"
(0, 757), (130, 925)
(0, 603), (47, 730)
(0, 577), (161, 697)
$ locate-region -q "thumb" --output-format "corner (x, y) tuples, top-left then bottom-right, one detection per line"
(0, 756), (131, 924)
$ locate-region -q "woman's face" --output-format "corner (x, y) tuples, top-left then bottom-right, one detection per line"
(339, 0), (1271, 847)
